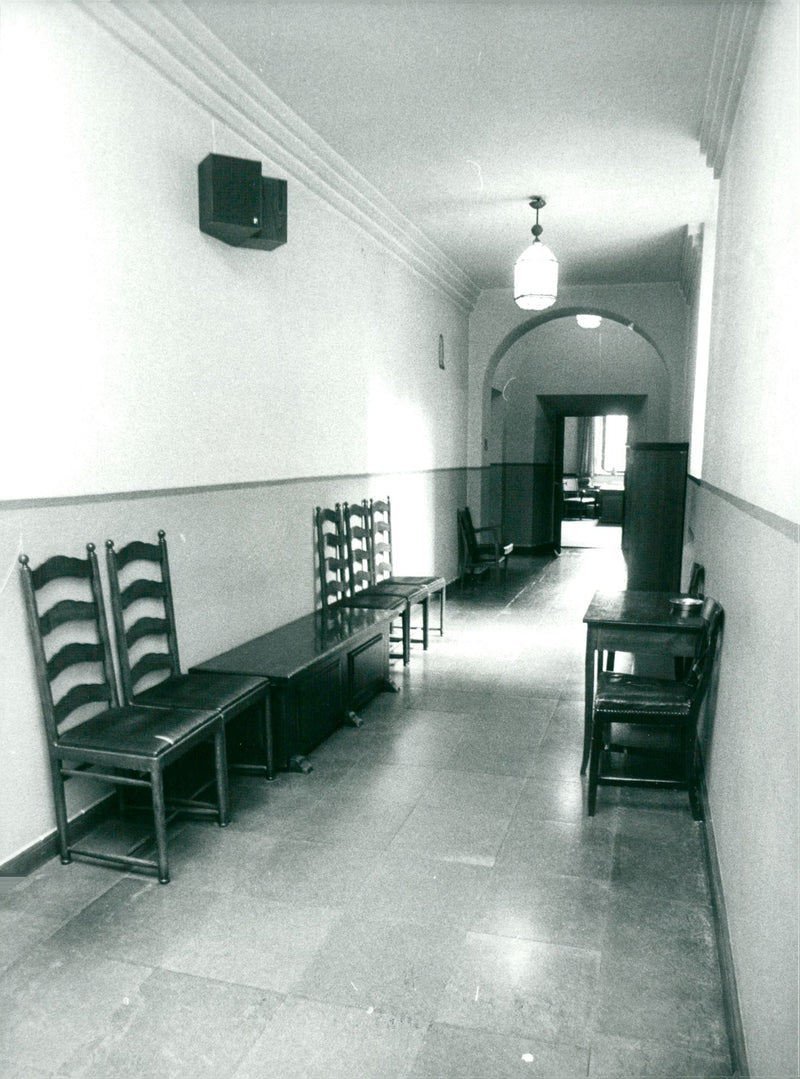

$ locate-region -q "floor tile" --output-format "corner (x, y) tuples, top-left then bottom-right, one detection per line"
(473, 866), (611, 949)
(436, 931), (600, 1043)
(59, 967), (281, 1078)
(588, 1033), (731, 1077)
(0, 947), (151, 1073)
(297, 915), (463, 1022)
(352, 849), (493, 928)
(233, 996), (427, 1079)
(409, 1022), (590, 1078)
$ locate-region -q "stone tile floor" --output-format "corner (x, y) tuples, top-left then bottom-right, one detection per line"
(0, 549), (732, 1077)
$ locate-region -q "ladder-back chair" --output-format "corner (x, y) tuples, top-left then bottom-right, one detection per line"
(342, 500), (427, 656)
(457, 507), (513, 586)
(19, 544), (229, 884)
(315, 504), (409, 664)
(588, 598), (724, 819)
(105, 532), (273, 779)
(368, 496), (445, 642)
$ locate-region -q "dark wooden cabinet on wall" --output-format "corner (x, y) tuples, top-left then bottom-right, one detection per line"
(622, 442), (688, 592)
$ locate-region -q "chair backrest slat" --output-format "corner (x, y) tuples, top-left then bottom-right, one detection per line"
(53, 682), (114, 724)
(126, 615), (171, 648)
(130, 651), (174, 686)
(120, 577), (167, 609)
(38, 598), (97, 636)
(30, 554), (92, 590)
(105, 532), (182, 702)
(47, 641), (104, 681)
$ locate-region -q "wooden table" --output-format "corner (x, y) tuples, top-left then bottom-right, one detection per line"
(581, 590), (705, 773)
(191, 605), (396, 774)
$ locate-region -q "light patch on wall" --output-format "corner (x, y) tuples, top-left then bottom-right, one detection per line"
(367, 378), (434, 474)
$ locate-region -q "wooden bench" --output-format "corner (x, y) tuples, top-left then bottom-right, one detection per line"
(191, 605), (396, 774)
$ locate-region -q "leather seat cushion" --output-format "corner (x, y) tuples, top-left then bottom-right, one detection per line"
(595, 671), (693, 716)
(59, 705), (217, 758)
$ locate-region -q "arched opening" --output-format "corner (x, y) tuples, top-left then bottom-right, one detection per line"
(479, 309), (669, 551)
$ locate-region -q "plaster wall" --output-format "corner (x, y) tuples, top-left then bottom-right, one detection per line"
(691, 3), (799, 1074)
(0, 4), (469, 864)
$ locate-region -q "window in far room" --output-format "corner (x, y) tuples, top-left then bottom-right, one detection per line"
(593, 414), (628, 475)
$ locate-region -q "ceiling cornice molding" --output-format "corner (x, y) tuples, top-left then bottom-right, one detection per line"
(74, 0), (480, 313)
(699, 1), (764, 178)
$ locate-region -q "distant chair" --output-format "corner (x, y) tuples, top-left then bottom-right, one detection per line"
(588, 598), (724, 819)
(19, 544), (229, 884)
(562, 475), (599, 519)
(457, 507), (513, 587)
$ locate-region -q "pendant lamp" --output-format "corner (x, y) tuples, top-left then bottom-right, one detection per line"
(514, 196), (558, 310)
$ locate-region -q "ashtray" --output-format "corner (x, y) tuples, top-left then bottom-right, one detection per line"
(669, 596), (704, 617)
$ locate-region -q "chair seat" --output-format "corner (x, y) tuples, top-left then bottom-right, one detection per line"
(59, 704), (218, 758)
(595, 671), (693, 716)
(367, 579), (428, 602)
(386, 575), (445, 589)
(133, 672), (269, 714)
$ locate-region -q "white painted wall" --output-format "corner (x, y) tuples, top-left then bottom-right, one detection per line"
(686, 3), (799, 1075)
(0, 3), (469, 865)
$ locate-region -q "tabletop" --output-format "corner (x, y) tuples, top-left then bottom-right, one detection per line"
(583, 589), (705, 632)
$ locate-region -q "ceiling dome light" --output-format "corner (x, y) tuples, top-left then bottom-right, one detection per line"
(576, 313), (602, 329)
(514, 197), (558, 310)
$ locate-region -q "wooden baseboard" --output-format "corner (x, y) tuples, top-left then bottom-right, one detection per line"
(0, 795), (116, 878)
(700, 774), (750, 1077)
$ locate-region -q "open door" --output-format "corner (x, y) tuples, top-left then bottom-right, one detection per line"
(552, 414), (565, 554)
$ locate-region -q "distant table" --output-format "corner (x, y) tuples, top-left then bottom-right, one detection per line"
(581, 590), (705, 773)
(191, 606), (396, 774)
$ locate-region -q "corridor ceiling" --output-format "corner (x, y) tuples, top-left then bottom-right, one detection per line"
(184, 0), (749, 294)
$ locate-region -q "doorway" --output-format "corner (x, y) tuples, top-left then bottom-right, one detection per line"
(560, 414), (626, 550)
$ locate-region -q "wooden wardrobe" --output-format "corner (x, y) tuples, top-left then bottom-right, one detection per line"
(622, 442), (689, 592)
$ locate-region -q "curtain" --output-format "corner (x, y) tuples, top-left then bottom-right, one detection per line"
(577, 416), (595, 479)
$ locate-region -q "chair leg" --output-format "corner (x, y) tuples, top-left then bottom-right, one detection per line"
(421, 597), (430, 650)
(49, 756), (71, 865)
(213, 728), (230, 827)
(439, 587), (445, 636)
(150, 765), (170, 884)
(587, 714), (602, 816)
(402, 609), (411, 665)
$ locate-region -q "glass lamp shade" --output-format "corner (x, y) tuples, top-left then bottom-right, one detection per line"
(513, 239), (558, 310)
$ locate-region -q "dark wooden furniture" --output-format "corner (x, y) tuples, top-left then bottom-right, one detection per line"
(105, 532), (273, 779)
(191, 606), (395, 774)
(19, 545), (229, 884)
(582, 589), (706, 775)
(368, 496), (446, 640)
(457, 507), (513, 585)
(622, 442), (688, 590)
(599, 488), (624, 525)
(588, 599), (723, 819)
(316, 504), (410, 664)
(343, 499), (428, 653)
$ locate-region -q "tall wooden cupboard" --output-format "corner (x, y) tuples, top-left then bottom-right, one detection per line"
(622, 442), (688, 591)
